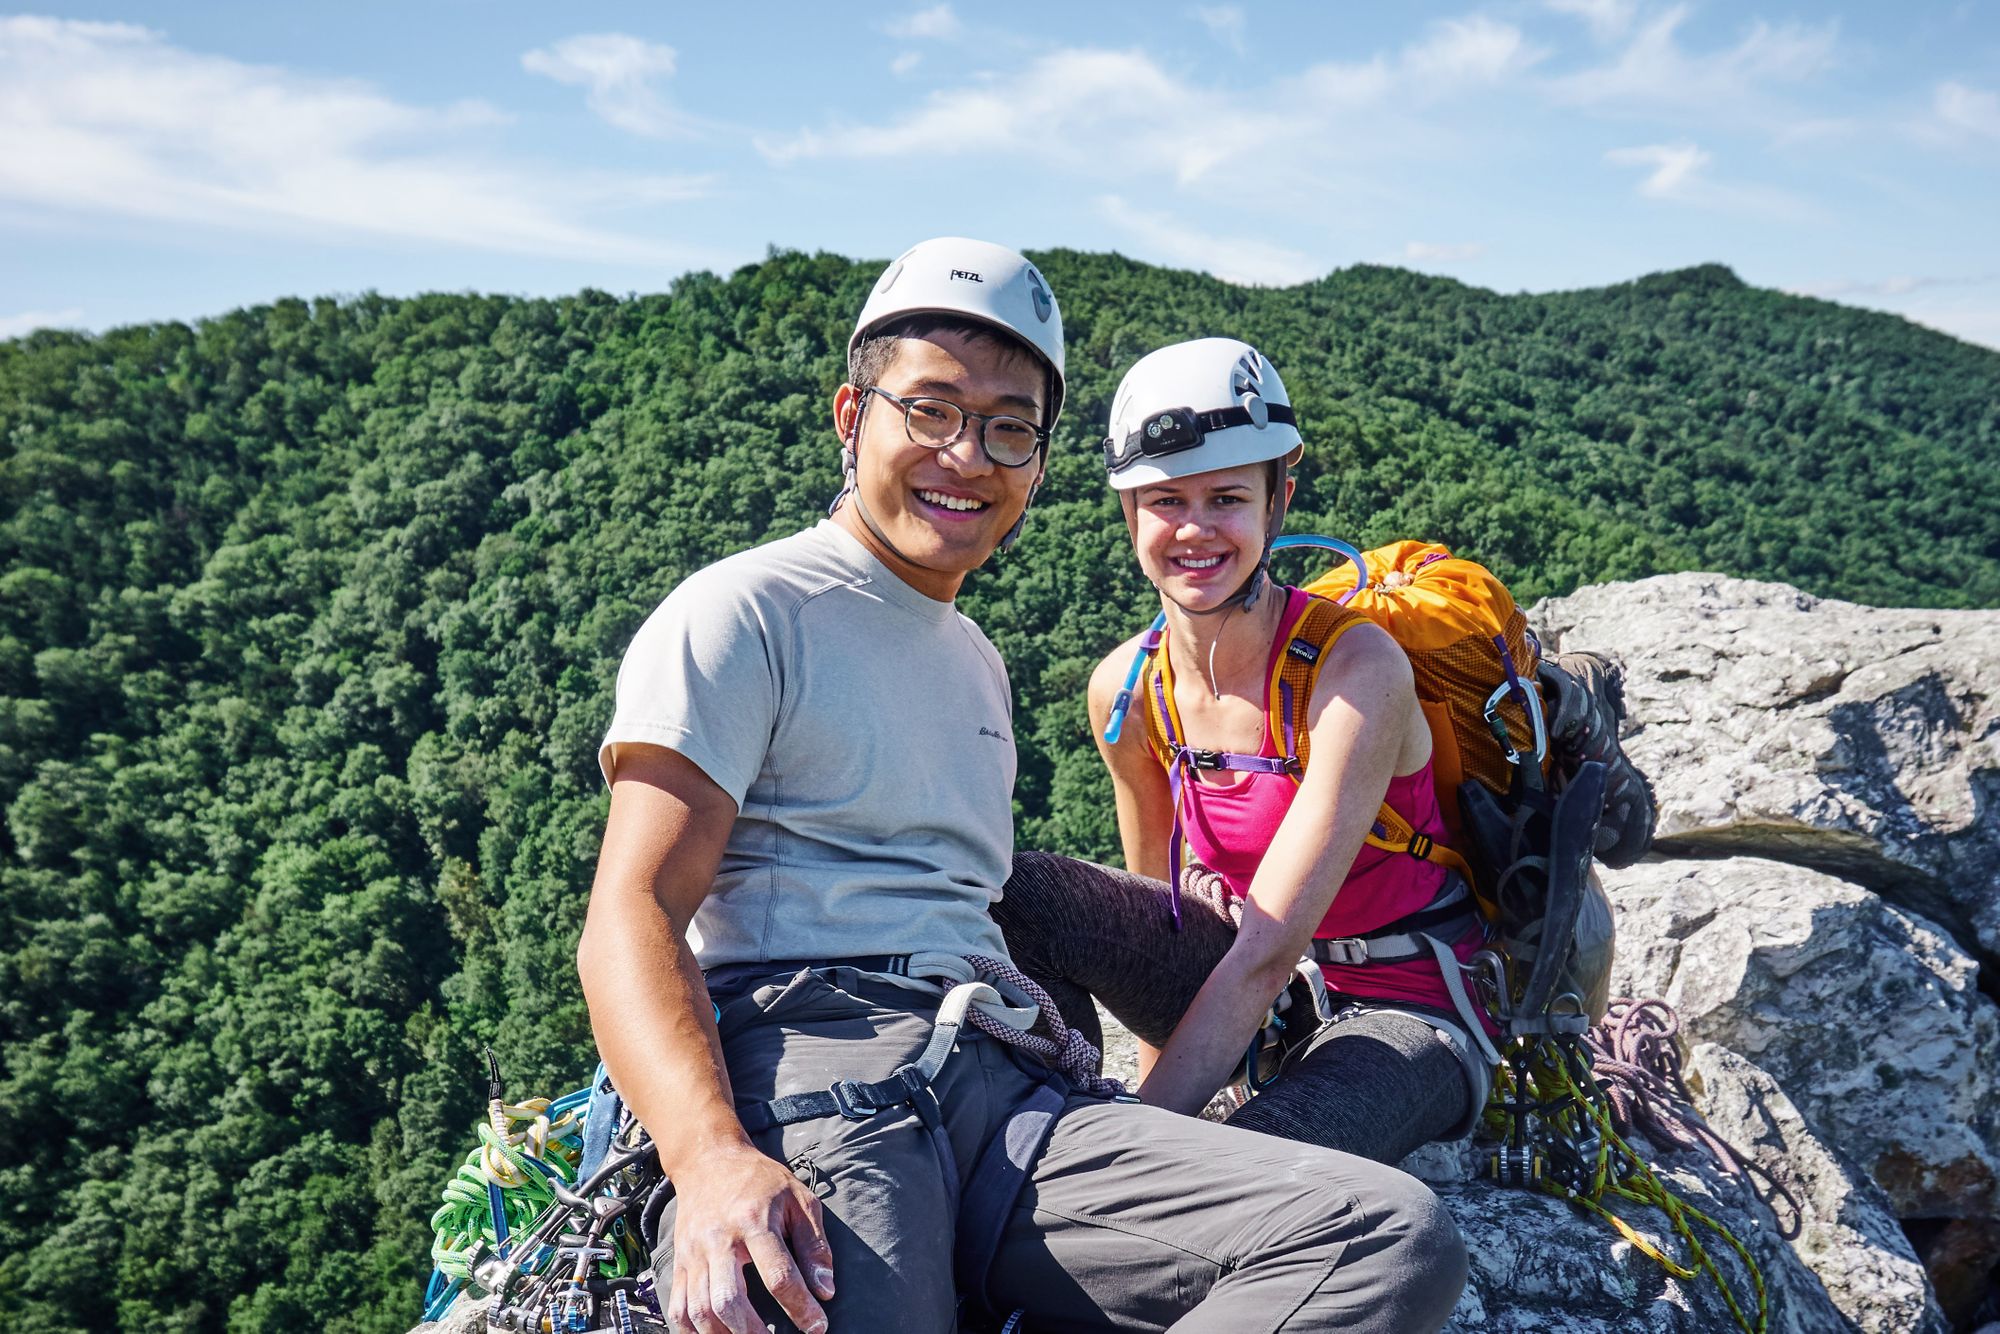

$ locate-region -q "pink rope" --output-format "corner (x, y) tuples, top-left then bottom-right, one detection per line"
(962, 954), (1128, 1098)
(1583, 997), (1741, 1168)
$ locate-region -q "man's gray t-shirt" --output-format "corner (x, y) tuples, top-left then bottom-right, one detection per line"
(599, 520), (1015, 967)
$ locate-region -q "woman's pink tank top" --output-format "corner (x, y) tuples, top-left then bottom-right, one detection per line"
(1174, 587), (1489, 1017)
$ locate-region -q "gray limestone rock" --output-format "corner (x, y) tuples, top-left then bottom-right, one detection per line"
(1604, 855), (2000, 1222)
(1405, 1134), (1842, 1332)
(1533, 573), (2000, 967)
(1686, 1041), (1946, 1332)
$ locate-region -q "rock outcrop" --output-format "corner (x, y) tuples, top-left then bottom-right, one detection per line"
(1535, 574), (2000, 969)
(1688, 1041), (1944, 1332)
(1603, 856), (1999, 1223)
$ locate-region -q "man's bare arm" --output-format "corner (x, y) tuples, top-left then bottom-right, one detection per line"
(579, 742), (833, 1334)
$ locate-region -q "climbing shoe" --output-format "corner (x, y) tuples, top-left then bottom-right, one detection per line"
(1540, 651), (1657, 869)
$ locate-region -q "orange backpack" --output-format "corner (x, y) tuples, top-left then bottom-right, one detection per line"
(1302, 540), (1550, 844)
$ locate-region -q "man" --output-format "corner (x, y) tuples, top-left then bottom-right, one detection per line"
(581, 237), (1466, 1333)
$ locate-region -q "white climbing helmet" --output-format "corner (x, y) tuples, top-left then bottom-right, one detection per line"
(1102, 337), (1303, 491)
(849, 237), (1066, 427)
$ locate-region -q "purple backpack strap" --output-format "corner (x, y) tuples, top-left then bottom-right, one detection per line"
(1150, 665), (1297, 931)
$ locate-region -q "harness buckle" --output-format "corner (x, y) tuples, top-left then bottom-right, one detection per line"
(1185, 747), (1224, 770)
(1317, 937), (1369, 966)
(828, 1079), (877, 1120)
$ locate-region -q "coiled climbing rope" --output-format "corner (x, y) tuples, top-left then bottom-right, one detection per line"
(963, 952), (1127, 1098)
(428, 1094), (639, 1287)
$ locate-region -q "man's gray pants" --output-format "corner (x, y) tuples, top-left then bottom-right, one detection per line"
(654, 964), (1467, 1332)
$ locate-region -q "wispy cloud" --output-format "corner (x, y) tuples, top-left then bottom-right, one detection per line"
(1788, 272), (2000, 300)
(1402, 240), (1487, 264)
(521, 33), (687, 139)
(1193, 6), (1247, 57)
(1545, 0), (1638, 43)
(759, 48), (1303, 187)
(1605, 141), (1710, 197)
(891, 51), (923, 76)
(1097, 194), (1317, 287)
(889, 4), (961, 41)
(0, 307), (86, 338)
(1553, 6), (1838, 121)
(1931, 81), (2000, 142)
(761, 20), (1540, 185)
(1402, 16), (1545, 90)
(1605, 140), (1814, 218)
(0, 17), (715, 266)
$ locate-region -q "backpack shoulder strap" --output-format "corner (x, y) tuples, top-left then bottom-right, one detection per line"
(1266, 595), (1373, 777)
(1137, 636), (1178, 770)
(1271, 594), (1480, 888)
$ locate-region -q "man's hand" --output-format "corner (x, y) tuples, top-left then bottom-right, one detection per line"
(666, 1142), (836, 1334)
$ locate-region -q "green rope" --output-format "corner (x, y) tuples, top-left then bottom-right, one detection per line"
(1484, 1038), (1768, 1334)
(428, 1109), (638, 1284)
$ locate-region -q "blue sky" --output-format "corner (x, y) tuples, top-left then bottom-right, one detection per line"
(2, 2), (1997, 345)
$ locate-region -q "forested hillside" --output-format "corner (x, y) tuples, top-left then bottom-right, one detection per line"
(2, 251), (1996, 1331)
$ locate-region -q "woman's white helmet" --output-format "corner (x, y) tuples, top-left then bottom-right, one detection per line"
(1102, 338), (1302, 491)
(850, 237), (1066, 427)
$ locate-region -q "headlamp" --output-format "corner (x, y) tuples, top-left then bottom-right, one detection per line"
(1101, 402), (1298, 476)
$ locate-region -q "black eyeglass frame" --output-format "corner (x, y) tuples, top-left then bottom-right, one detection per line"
(860, 385), (1049, 469)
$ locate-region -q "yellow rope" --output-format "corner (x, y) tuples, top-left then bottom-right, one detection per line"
(1485, 1041), (1768, 1334)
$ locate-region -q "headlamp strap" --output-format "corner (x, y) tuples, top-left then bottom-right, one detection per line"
(1103, 402), (1297, 473)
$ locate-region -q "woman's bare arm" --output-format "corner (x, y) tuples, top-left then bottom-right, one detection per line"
(1134, 623), (1419, 1115)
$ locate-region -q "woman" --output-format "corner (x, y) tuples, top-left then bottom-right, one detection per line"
(996, 337), (1495, 1163)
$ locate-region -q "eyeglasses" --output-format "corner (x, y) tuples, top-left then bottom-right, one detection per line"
(861, 386), (1047, 469)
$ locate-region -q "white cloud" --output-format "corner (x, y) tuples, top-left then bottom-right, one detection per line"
(891, 51), (923, 76)
(761, 25), (1538, 185)
(0, 307), (86, 338)
(1933, 81), (2000, 141)
(1096, 194), (1318, 286)
(1605, 141), (1710, 198)
(1605, 140), (1815, 218)
(1402, 240), (1487, 264)
(0, 17), (715, 266)
(1402, 16), (1544, 90)
(1554, 7), (1838, 119)
(891, 4), (961, 40)
(521, 33), (685, 138)
(760, 48), (1304, 187)
(1194, 6), (1248, 57)
(1545, 0), (1637, 42)
(1788, 273), (2000, 300)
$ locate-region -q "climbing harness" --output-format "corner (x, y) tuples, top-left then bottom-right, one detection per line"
(424, 958), (1120, 1331)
